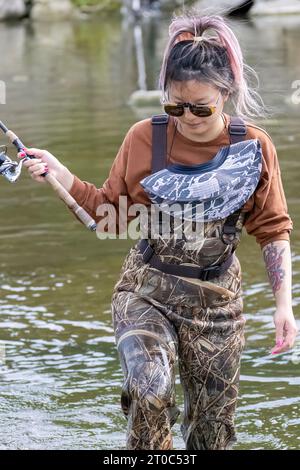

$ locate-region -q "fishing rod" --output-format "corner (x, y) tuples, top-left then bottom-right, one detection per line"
(0, 121), (97, 231)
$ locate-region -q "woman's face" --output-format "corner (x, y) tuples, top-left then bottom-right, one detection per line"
(167, 80), (227, 138)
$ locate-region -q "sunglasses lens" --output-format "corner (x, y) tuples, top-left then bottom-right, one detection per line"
(164, 104), (184, 117)
(164, 104), (217, 117)
(191, 106), (215, 117)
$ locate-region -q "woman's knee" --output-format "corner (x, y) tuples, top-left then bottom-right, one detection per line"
(121, 360), (174, 415)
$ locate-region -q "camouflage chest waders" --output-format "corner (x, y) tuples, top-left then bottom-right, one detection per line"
(111, 116), (262, 450)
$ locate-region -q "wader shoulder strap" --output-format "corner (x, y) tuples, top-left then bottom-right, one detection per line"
(228, 116), (247, 144)
(151, 114), (169, 174)
(151, 114), (247, 173)
(222, 116), (247, 243)
(221, 209), (243, 245)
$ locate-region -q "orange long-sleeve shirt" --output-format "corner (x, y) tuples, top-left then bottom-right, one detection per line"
(69, 113), (293, 248)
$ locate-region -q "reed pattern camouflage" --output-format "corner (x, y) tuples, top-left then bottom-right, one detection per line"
(111, 116), (256, 450)
(112, 214), (246, 450)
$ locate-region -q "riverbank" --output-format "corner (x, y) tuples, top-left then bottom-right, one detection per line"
(0, 0), (195, 21)
(71, 0), (121, 13)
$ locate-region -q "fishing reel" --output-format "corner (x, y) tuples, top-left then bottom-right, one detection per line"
(0, 145), (22, 183)
(0, 121), (97, 231)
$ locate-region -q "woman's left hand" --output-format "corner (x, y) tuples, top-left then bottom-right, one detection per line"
(271, 307), (298, 354)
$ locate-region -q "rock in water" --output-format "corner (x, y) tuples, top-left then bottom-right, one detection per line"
(192, 0), (254, 15)
(251, 0), (300, 16)
(0, 0), (26, 20)
(128, 90), (162, 107)
(31, 0), (75, 21)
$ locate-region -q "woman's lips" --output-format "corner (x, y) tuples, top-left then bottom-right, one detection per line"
(183, 122), (202, 128)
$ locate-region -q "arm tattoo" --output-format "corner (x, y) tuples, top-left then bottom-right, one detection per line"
(263, 243), (285, 293)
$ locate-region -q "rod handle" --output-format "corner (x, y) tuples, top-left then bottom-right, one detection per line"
(44, 172), (97, 231)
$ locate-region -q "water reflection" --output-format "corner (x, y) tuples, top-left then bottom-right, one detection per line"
(0, 9), (299, 450)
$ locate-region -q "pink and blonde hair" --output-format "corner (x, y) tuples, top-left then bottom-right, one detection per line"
(158, 12), (268, 120)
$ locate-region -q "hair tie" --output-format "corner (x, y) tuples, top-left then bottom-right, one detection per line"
(193, 36), (204, 42)
(174, 32), (205, 45)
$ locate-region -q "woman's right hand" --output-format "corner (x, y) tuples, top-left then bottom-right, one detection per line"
(17, 148), (65, 184)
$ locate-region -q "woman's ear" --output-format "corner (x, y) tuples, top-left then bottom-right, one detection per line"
(223, 92), (230, 103)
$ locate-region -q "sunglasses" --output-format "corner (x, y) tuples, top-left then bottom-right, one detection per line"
(163, 92), (221, 118)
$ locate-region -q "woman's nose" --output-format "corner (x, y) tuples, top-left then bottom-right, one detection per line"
(183, 105), (191, 115)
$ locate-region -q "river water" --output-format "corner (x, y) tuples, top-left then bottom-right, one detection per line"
(0, 9), (299, 450)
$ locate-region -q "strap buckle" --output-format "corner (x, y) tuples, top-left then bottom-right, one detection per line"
(228, 124), (247, 136)
(201, 264), (221, 281)
(142, 244), (154, 263)
(151, 114), (169, 125)
(221, 224), (236, 244)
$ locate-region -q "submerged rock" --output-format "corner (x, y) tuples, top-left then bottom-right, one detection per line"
(192, 0), (254, 16)
(31, 0), (75, 21)
(128, 89), (162, 107)
(251, 0), (300, 15)
(0, 0), (26, 20)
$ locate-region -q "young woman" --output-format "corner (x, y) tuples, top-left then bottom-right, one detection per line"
(19, 13), (298, 450)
